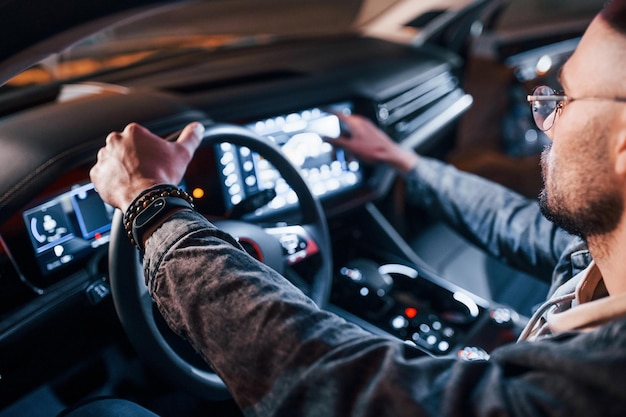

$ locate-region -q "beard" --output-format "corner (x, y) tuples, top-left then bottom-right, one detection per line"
(539, 145), (623, 239)
(538, 187), (622, 238)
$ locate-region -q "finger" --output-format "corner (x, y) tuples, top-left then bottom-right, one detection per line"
(336, 113), (360, 124)
(122, 122), (148, 137)
(338, 118), (352, 138)
(326, 136), (349, 148)
(96, 146), (107, 161)
(335, 113), (359, 138)
(175, 122), (204, 156)
(105, 131), (121, 146)
(89, 163), (101, 188)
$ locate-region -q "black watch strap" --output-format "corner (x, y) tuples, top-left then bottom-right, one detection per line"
(132, 196), (193, 250)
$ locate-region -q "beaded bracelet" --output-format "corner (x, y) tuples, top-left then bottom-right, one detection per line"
(123, 184), (194, 248)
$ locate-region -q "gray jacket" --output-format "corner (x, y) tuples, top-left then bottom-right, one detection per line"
(144, 157), (626, 416)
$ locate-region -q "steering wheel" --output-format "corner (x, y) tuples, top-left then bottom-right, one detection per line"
(108, 123), (333, 400)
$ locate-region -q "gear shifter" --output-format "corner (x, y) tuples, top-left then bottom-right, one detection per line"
(337, 258), (394, 314)
(340, 258), (393, 295)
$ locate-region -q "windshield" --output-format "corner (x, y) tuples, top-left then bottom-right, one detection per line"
(2, 0), (367, 92)
(5, 34), (251, 89)
(1, 0), (473, 94)
(0, 0), (602, 98)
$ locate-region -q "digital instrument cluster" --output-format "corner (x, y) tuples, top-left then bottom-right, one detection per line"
(21, 182), (113, 281)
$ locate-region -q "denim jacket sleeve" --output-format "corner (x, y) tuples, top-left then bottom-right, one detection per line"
(404, 157), (585, 287)
(143, 210), (626, 417)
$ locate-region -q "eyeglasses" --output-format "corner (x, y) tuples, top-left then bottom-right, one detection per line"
(527, 85), (626, 131)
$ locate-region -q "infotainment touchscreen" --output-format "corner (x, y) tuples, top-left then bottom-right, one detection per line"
(215, 102), (362, 213)
(22, 183), (113, 277)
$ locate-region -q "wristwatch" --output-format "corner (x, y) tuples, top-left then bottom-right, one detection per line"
(132, 196), (193, 250)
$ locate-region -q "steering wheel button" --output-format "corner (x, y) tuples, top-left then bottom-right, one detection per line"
(279, 234), (299, 253)
(287, 251), (307, 264)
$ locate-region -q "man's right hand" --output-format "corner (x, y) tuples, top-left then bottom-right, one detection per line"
(330, 114), (419, 173)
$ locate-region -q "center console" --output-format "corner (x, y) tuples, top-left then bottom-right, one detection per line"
(328, 203), (527, 358)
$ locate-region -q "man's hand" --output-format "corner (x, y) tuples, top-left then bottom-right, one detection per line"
(330, 114), (419, 173)
(90, 122), (204, 212)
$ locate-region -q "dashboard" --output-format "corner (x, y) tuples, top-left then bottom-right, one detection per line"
(0, 101), (365, 292)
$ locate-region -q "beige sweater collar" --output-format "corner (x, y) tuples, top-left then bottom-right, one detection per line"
(547, 261), (626, 333)
(519, 261), (626, 341)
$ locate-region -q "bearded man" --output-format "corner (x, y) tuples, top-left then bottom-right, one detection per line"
(83, 1), (626, 415)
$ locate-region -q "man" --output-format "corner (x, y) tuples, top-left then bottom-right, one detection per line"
(89, 1), (626, 415)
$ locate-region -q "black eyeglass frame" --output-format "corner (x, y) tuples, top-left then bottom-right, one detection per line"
(527, 85), (626, 131)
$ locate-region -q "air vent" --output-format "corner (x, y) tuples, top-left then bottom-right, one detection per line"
(375, 71), (463, 139)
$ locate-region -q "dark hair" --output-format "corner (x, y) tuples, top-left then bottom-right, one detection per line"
(602, 0), (626, 34)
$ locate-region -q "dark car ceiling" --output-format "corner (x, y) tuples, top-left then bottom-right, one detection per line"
(0, 0), (158, 61)
(0, 0), (365, 89)
(0, 0), (180, 85)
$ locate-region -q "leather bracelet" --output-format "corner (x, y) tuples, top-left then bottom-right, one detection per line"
(123, 184), (194, 249)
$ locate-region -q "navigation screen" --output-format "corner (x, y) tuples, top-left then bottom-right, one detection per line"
(22, 183), (113, 276)
(216, 102), (362, 213)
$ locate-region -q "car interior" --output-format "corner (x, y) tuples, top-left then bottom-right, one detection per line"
(0, 0), (605, 415)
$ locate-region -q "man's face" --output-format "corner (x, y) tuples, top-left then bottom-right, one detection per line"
(538, 15), (626, 239)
